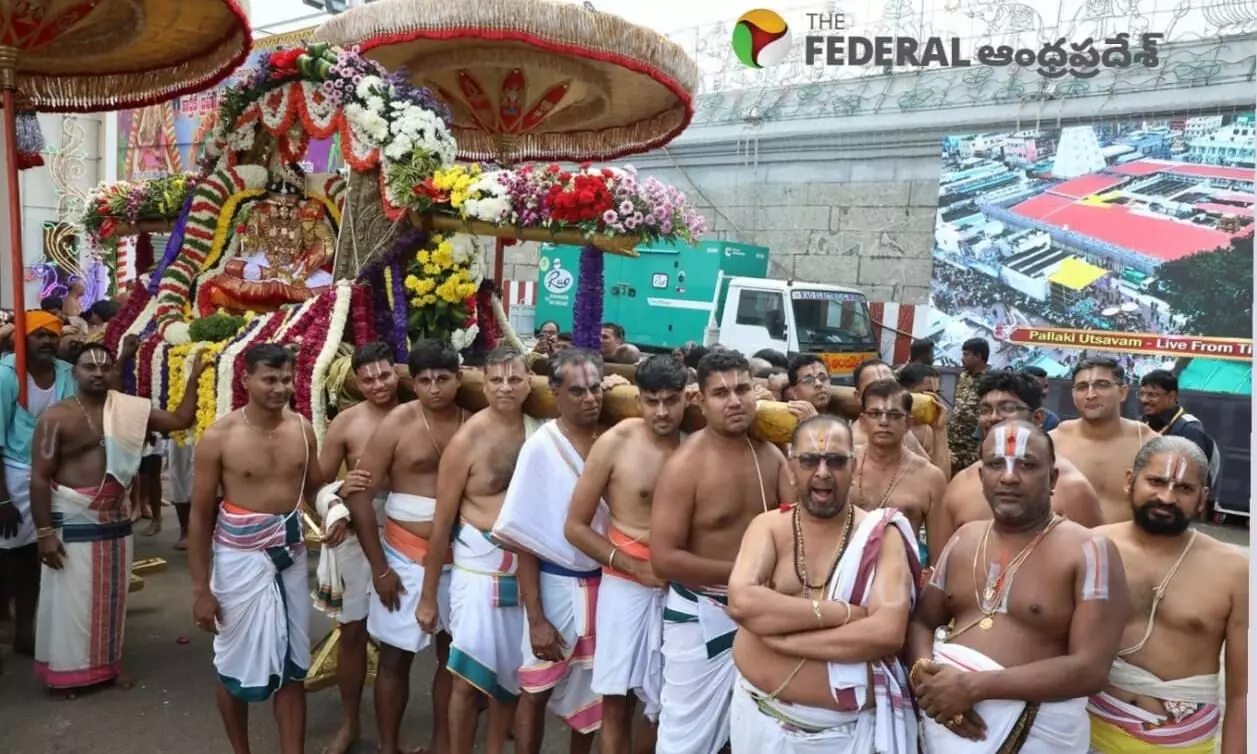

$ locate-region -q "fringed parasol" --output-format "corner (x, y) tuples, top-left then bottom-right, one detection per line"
(311, 0), (699, 164)
(0, 0), (252, 407)
(0, 0), (252, 112)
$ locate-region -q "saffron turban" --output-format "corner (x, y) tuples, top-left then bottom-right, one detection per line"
(24, 310), (63, 337)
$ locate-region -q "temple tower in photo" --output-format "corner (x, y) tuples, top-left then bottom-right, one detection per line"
(1050, 126), (1108, 179)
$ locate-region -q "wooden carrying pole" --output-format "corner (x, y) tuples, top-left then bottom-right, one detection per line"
(0, 46), (28, 408)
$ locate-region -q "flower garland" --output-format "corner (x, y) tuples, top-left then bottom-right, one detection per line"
(147, 193), (195, 295)
(310, 282), (353, 442)
(194, 342), (227, 440)
(384, 262), (410, 361)
(349, 283), (376, 347)
(166, 345), (190, 444)
(216, 312), (266, 419)
(573, 244), (605, 350)
(103, 280), (151, 353)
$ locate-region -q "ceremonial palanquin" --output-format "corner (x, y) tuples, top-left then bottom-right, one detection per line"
(84, 43), (707, 444)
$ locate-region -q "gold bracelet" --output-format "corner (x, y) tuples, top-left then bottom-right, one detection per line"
(36, 526), (57, 539)
(841, 600), (853, 626)
(373, 567), (393, 581)
(811, 599), (824, 627)
(608, 549), (618, 570)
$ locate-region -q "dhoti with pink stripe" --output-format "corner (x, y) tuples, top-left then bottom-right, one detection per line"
(518, 561), (603, 734)
(33, 478), (133, 689)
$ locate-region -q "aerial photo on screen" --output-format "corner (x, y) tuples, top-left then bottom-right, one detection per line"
(929, 113), (1254, 395)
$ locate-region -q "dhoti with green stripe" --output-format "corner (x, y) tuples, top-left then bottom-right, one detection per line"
(656, 583), (737, 754)
(446, 520), (525, 703)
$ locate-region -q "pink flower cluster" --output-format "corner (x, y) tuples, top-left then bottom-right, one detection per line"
(493, 163), (706, 244)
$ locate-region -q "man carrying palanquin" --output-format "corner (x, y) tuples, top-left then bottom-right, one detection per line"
(1051, 357), (1152, 524)
(650, 349), (795, 754)
(311, 342), (399, 754)
(189, 343), (323, 754)
(417, 346), (537, 754)
(353, 339), (466, 754)
(500, 347), (610, 754)
(906, 419), (1129, 753)
(0, 311), (75, 662)
(852, 378), (946, 564)
(930, 371), (1103, 562)
(30, 342), (205, 693)
(564, 354), (689, 754)
(1089, 436), (1247, 754)
(199, 168), (336, 314)
(727, 414), (921, 753)
(851, 358), (950, 477)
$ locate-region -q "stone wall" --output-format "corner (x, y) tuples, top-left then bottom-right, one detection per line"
(497, 157), (941, 305)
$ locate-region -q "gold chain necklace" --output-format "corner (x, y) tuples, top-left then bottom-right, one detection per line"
(792, 504), (855, 597)
(948, 514), (1062, 638)
(73, 396), (105, 447)
(855, 451), (908, 510)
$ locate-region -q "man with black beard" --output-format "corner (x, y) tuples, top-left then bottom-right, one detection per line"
(1088, 436), (1247, 753)
(725, 415), (920, 753)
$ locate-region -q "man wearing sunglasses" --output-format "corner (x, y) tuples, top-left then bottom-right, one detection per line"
(852, 379), (946, 566)
(726, 414), (920, 752)
(929, 371), (1103, 563)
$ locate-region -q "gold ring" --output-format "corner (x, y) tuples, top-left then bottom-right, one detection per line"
(948, 714), (964, 726)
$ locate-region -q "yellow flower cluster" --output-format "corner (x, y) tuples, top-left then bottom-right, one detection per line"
(404, 235), (478, 308)
(166, 342), (225, 444)
(195, 342), (226, 440)
(430, 164), (481, 209)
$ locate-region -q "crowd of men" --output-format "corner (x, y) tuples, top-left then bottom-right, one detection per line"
(0, 312), (1246, 754)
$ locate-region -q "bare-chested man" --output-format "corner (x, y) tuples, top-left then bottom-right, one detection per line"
(564, 354), (689, 754)
(650, 349), (795, 754)
(1088, 436), (1247, 753)
(1051, 357), (1151, 524)
(930, 370), (1103, 562)
(852, 359), (950, 477)
(311, 342), (399, 754)
(727, 415), (920, 752)
(906, 419), (1129, 753)
(31, 342), (203, 693)
(190, 343), (323, 754)
(418, 346), (534, 754)
(342, 340), (463, 754)
(498, 348), (609, 754)
(853, 378), (946, 566)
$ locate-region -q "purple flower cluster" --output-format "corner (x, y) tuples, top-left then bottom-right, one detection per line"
(322, 48), (389, 106)
(572, 244), (605, 350)
(597, 167), (707, 242)
(498, 167), (553, 227)
(388, 67), (452, 127)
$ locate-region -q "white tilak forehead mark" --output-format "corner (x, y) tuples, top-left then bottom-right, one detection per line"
(992, 424), (1031, 474)
(364, 362), (385, 379)
(569, 362), (600, 388)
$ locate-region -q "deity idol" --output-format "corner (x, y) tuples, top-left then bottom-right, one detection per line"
(199, 170), (337, 314)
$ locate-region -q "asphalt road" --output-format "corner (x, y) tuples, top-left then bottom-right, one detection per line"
(0, 517), (1246, 754)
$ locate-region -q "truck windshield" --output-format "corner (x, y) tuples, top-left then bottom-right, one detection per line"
(790, 290), (875, 349)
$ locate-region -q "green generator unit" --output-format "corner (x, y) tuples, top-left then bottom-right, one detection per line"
(534, 240), (770, 350)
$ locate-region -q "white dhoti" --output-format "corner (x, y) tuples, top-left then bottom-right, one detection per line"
(312, 484), (386, 624)
(656, 584), (738, 754)
(923, 643), (1090, 753)
(591, 569), (665, 721)
(34, 479), (133, 688)
(166, 442), (194, 503)
(212, 502), (310, 702)
(730, 672), (876, 753)
(367, 492), (451, 653)
(0, 460), (35, 549)
(518, 563), (603, 734)
(447, 520), (524, 703)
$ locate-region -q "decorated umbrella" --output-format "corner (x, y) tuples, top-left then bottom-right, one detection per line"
(0, 0), (252, 405)
(312, 0), (698, 348)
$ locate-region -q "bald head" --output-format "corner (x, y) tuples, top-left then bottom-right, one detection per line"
(791, 414), (851, 450)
